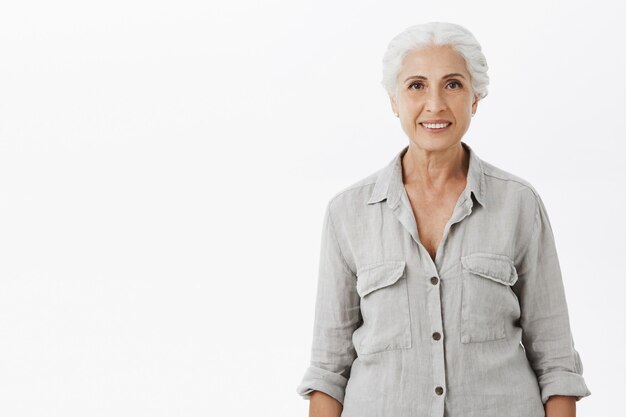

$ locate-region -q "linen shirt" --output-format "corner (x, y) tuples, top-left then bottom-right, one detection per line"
(295, 141), (591, 417)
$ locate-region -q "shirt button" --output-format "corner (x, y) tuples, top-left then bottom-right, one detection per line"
(430, 276), (439, 285)
(435, 386), (444, 395)
(432, 332), (441, 341)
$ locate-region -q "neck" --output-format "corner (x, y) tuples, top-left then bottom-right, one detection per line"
(401, 141), (469, 189)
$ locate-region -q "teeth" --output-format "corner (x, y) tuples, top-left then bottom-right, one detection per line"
(422, 122), (450, 129)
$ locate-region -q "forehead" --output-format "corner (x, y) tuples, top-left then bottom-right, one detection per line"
(398, 45), (469, 79)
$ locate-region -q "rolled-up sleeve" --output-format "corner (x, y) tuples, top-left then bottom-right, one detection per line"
(296, 200), (360, 405)
(513, 191), (591, 405)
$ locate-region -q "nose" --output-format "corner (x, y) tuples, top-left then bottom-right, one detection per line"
(425, 90), (447, 113)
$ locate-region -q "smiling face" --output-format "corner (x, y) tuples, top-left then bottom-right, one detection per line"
(389, 44), (479, 151)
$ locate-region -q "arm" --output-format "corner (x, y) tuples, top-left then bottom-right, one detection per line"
(296, 200), (360, 411)
(545, 395), (576, 417)
(512, 191), (591, 406)
(309, 390), (343, 417)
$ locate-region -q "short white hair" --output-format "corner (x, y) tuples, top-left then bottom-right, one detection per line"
(382, 22), (489, 100)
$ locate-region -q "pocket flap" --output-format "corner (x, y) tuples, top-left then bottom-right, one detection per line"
(356, 261), (407, 297)
(461, 253), (518, 286)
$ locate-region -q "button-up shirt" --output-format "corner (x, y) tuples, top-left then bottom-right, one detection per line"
(296, 141), (591, 417)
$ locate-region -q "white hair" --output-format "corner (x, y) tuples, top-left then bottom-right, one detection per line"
(381, 22), (490, 100)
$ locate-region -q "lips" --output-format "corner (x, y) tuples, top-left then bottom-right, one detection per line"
(420, 122), (451, 127)
(420, 122), (452, 132)
(420, 120), (451, 124)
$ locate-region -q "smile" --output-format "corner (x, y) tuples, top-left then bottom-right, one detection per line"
(420, 122), (452, 132)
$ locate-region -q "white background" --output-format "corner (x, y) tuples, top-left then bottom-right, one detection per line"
(0, 0), (623, 416)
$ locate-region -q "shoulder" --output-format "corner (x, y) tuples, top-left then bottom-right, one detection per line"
(325, 164), (385, 215)
(480, 158), (542, 205)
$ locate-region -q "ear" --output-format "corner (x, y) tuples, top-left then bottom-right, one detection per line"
(471, 94), (479, 116)
(389, 94), (399, 117)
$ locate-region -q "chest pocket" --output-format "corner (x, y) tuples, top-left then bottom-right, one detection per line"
(460, 253), (520, 344)
(354, 260), (411, 355)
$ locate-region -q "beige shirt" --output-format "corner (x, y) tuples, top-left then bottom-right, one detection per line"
(296, 141), (591, 417)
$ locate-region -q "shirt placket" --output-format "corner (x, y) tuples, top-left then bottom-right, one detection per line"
(392, 187), (476, 417)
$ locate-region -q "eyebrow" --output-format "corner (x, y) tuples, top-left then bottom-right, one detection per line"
(404, 73), (466, 83)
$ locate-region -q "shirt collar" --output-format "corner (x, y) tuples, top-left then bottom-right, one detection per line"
(366, 141), (487, 209)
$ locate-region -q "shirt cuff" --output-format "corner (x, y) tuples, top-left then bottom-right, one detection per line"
(538, 370), (592, 404)
(296, 365), (349, 405)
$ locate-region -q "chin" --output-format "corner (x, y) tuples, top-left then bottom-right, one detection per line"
(411, 135), (460, 151)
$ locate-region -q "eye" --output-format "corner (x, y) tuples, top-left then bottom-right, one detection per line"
(408, 80), (463, 90)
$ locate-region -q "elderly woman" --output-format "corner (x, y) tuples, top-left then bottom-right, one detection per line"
(295, 22), (591, 417)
